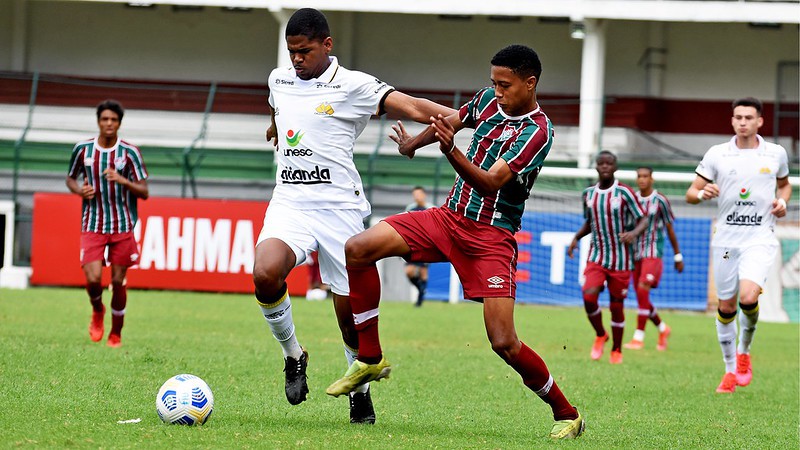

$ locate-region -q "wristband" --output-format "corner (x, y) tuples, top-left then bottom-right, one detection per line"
(777, 198), (787, 209)
(444, 141), (456, 155)
(696, 190), (706, 201)
(673, 253), (683, 263)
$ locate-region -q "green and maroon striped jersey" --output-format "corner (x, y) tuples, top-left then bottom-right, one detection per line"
(582, 180), (645, 271)
(446, 88), (553, 232)
(67, 137), (148, 234)
(635, 190), (675, 260)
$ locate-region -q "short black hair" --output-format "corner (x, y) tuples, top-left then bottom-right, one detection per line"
(732, 97), (763, 116)
(490, 45), (542, 81)
(595, 150), (617, 163)
(286, 8), (330, 41)
(96, 99), (124, 121)
(637, 166), (653, 175)
(412, 186), (425, 192)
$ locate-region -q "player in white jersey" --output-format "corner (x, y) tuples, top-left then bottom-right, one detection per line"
(686, 97), (791, 394)
(253, 8), (455, 423)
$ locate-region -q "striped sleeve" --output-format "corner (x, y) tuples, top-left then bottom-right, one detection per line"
(659, 194), (674, 224)
(621, 185), (645, 219)
(501, 119), (552, 175)
(67, 143), (85, 179)
(582, 187), (592, 220)
(458, 88), (489, 129)
(124, 143), (148, 181)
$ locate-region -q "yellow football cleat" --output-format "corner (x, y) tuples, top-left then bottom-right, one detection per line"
(550, 408), (585, 439)
(326, 357), (391, 397)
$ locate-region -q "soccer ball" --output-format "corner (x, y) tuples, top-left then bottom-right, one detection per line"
(156, 374), (214, 425)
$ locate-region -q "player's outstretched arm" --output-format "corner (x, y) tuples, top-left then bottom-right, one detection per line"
(771, 176), (791, 218)
(391, 113), (462, 159)
(383, 91), (456, 124)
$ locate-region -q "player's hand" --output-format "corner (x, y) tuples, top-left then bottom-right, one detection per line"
(103, 168), (126, 186)
(771, 198), (787, 218)
(266, 122), (278, 147)
(674, 260), (684, 273)
(81, 179), (95, 199)
(702, 183), (720, 200)
(618, 232), (636, 244)
(567, 239), (577, 258)
(430, 114), (455, 155)
(390, 120), (415, 159)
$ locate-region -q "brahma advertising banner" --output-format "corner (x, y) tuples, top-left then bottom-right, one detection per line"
(31, 193), (309, 294)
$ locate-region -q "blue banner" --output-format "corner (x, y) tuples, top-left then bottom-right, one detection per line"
(425, 212), (711, 311)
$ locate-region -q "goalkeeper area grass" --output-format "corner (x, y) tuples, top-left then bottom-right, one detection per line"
(1, 287), (797, 449)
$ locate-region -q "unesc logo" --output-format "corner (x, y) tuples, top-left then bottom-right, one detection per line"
(739, 187), (751, 200)
(285, 129), (304, 147)
(487, 276), (505, 288)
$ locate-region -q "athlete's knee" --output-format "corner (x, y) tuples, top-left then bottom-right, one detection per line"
(489, 335), (520, 362)
(253, 265), (286, 297)
(739, 290), (760, 305)
(637, 281), (651, 291)
(582, 289), (600, 304)
(344, 235), (377, 267)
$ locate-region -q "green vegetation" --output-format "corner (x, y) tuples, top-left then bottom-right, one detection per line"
(1, 287), (798, 449)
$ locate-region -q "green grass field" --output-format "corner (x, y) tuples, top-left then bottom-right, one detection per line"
(1, 287), (798, 449)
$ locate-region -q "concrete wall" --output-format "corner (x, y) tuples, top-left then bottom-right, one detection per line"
(1, 3), (797, 102)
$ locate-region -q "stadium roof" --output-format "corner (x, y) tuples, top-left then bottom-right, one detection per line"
(71, 0), (800, 24)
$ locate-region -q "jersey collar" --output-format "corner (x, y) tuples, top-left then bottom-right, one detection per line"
(497, 101), (541, 121)
(728, 134), (764, 151)
(290, 56), (339, 83)
(94, 137), (119, 152)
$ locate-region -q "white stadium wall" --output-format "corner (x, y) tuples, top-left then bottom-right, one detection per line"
(1, 2), (797, 102)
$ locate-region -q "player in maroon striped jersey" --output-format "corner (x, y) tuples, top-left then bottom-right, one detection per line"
(327, 45), (584, 440)
(624, 167), (683, 351)
(66, 100), (149, 348)
(568, 151), (647, 364)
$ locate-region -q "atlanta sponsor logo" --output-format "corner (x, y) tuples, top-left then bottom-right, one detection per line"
(280, 165), (332, 184)
(726, 210), (762, 226)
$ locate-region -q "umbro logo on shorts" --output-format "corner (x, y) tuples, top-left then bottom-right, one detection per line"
(487, 276), (505, 288)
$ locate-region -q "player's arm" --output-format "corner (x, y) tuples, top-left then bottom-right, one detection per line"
(391, 113), (463, 159)
(429, 114), (510, 196)
(66, 175), (95, 200)
(568, 220), (591, 259)
(103, 168), (149, 199)
(382, 91), (456, 125)
(664, 221), (684, 272)
(619, 216), (648, 244)
(265, 106), (277, 147)
(686, 175), (719, 204)
(771, 176), (791, 218)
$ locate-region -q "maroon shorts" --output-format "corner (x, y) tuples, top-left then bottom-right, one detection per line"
(383, 206), (517, 300)
(634, 257), (663, 288)
(583, 261), (631, 299)
(80, 232), (139, 267)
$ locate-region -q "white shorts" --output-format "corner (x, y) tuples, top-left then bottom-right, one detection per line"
(257, 203), (364, 296)
(712, 243), (778, 300)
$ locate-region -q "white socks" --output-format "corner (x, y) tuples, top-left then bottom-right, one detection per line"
(259, 296), (303, 360)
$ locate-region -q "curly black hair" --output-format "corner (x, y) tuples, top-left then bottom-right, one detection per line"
(490, 44), (542, 81)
